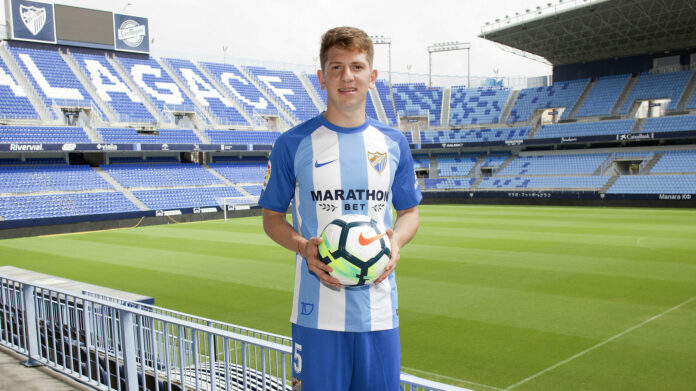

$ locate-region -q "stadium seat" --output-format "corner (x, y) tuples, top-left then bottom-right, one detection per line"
(70, 49), (156, 123)
(449, 86), (510, 125)
(507, 79), (589, 123)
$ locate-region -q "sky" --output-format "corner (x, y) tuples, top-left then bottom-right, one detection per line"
(2, 0), (556, 84)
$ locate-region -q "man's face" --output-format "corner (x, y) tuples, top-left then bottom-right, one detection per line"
(317, 46), (377, 115)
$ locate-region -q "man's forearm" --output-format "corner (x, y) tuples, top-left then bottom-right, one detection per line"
(392, 206), (420, 249)
(262, 208), (305, 253)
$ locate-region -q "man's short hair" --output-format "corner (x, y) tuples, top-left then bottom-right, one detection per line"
(320, 26), (374, 71)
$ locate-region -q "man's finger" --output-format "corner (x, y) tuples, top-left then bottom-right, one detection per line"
(310, 259), (333, 274)
(308, 264), (341, 287)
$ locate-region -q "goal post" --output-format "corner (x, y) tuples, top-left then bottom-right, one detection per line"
(217, 197), (258, 221)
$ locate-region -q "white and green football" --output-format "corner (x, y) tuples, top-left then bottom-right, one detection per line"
(317, 214), (392, 286)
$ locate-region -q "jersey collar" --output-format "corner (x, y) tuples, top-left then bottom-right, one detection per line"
(317, 113), (370, 134)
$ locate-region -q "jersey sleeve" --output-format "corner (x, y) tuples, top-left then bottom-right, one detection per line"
(391, 134), (422, 210)
(258, 135), (296, 213)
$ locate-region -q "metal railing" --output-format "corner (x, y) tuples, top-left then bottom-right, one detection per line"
(1, 275), (471, 391)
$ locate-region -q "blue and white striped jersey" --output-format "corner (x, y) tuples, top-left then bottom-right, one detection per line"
(259, 114), (422, 332)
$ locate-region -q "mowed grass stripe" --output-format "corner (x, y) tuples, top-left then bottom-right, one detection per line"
(422, 211), (696, 243)
(398, 271), (687, 341)
(1, 204), (695, 390)
(400, 205), (696, 390)
(406, 240), (696, 284)
(0, 235), (295, 291)
(425, 205), (696, 222)
(504, 296), (696, 391)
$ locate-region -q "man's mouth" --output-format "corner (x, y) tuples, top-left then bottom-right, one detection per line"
(339, 88), (357, 93)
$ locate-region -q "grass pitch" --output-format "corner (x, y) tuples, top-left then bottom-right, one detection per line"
(1, 204), (695, 390)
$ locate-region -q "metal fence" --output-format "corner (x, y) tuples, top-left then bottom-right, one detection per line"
(1, 275), (470, 391)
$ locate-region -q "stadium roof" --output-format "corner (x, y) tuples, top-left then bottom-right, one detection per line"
(479, 0), (696, 66)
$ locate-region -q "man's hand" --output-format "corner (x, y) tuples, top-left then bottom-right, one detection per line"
(373, 206), (419, 285)
(374, 229), (399, 285)
(299, 236), (341, 289)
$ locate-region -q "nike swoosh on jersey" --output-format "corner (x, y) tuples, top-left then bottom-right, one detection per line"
(314, 159), (337, 168)
(358, 232), (388, 246)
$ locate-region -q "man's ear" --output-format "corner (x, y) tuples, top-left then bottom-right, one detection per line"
(369, 68), (378, 89)
(317, 69), (326, 90)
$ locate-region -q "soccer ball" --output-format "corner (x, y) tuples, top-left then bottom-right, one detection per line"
(317, 214), (391, 287)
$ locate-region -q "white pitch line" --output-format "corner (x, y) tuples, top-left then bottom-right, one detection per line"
(401, 366), (504, 391)
(505, 295), (696, 390)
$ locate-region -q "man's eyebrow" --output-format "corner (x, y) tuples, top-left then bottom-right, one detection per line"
(327, 60), (368, 65)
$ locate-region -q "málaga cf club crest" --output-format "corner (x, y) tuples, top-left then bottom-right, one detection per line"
(368, 151), (387, 174)
(20, 5), (47, 36)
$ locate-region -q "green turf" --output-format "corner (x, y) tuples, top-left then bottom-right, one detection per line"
(1, 204), (695, 390)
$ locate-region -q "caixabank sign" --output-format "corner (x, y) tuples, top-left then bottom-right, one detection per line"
(6, 0), (56, 43)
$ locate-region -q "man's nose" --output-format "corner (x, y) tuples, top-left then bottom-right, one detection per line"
(341, 67), (354, 82)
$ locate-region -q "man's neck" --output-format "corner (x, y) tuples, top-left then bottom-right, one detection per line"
(323, 107), (366, 128)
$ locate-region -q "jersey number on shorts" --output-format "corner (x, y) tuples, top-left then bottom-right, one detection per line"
(293, 342), (303, 374)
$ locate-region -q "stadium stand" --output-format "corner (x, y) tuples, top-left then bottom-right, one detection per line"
(507, 78), (589, 123)
(200, 62), (278, 118)
(497, 153), (609, 176)
(0, 162), (110, 193)
(115, 54), (197, 117)
(448, 86), (510, 125)
(436, 154), (479, 177)
(392, 83), (443, 126)
(402, 130), (414, 144)
(2, 45), (696, 224)
(70, 50), (156, 123)
(244, 66), (320, 122)
(481, 153), (510, 167)
(607, 174), (696, 194)
(0, 125), (90, 143)
(7, 42), (104, 119)
(478, 176), (610, 190)
(162, 58), (249, 126)
(424, 177), (476, 190)
(421, 126), (529, 144)
(101, 162), (222, 188)
(688, 89), (696, 109)
(650, 150), (696, 173)
(205, 130), (280, 145)
(209, 160), (267, 183)
(131, 187), (245, 210)
(0, 56), (39, 120)
(242, 184), (264, 196)
(575, 74), (631, 118)
(375, 79), (398, 126)
(0, 158), (140, 221)
(620, 70), (693, 114)
(412, 154), (430, 170)
(641, 115), (696, 133)
(535, 119), (634, 139)
(97, 128), (202, 144)
(0, 192), (138, 220)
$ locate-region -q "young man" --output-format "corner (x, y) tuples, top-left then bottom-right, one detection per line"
(258, 26), (421, 391)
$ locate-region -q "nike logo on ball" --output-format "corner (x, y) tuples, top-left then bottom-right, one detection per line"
(314, 159), (337, 168)
(358, 232), (387, 246)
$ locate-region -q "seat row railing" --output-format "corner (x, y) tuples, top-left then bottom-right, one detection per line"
(1, 274), (470, 391)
